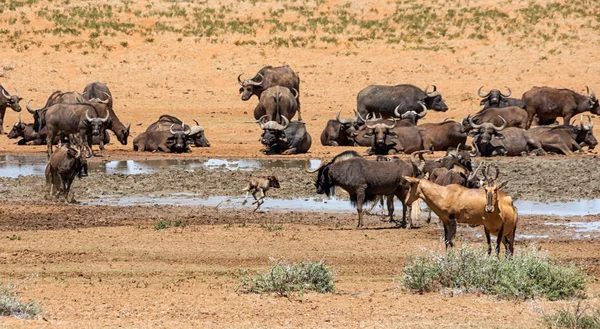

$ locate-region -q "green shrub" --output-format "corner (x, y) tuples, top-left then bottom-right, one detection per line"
(0, 283), (39, 319)
(238, 259), (335, 297)
(153, 219), (185, 230)
(401, 245), (586, 300)
(542, 302), (600, 329)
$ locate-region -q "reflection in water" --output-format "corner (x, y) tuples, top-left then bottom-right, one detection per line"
(0, 155), (322, 178)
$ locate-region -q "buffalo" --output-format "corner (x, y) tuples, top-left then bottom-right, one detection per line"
(8, 115), (111, 146)
(82, 82), (131, 145)
(530, 115), (597, 154)
(146, 115), (210, 147)
(27, 91), (84, 133)
(462, 106), (528, 131)
(0, 86), (22, 134)
(320, 111), (357, 146)
(470, 116), (544, 157)
(238, 65), (302, 121)
(522, 86), (599, 129)
(418, 120), (467, 151)
(44, 103), (110, 158)
(253, 86), (299, 122)
(307, 150), (422, 228)
(356, 84), (448, 119)
(45, 145), (88, 202)
(478, 86), (525, 110)
(258, 116), (311, 155)
(133, 125), (191, 153)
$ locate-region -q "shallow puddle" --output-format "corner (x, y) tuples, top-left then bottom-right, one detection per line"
(0, 155), (322, 178)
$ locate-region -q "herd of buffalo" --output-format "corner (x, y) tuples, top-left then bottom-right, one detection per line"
(1, 64), (598, 254)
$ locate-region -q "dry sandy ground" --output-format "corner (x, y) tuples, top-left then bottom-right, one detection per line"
(1, 0), (600, 327)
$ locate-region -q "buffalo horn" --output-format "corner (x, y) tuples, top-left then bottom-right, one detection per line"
(354, 110), (368, 123)
(384, 119), (396, 129)
(401, 111), (414, 119)
(336, 110), (342, 122)
(467, 162), (484, 182)
(169, 124), (177, 134)
(417, 102), (428, 118)
(102, 92), (111, 101)
(470, 140), (480, 157)
(237, 74), (244, 86)
(500, 86), (512, 98)
(100, 110), (110, 122)
(588, 115), (594, 129)
(393, 101), (405, 117)
(292, 88), (299, 99)
(194, 119), (200, 125)
(85, 110), (93, 122)
(248, 73), (264, 86)
(17, 114), (21, 125)
(257, 115), (268, 129)
(279, 115), (289, 130)
(26, 100), (36, 114)
(182, 121), (191, 135)
(468, 115), (483, 129)
(74, 147), (81, 159)
(493, 115), (507, 131)
(477, 86), (490, 98)
(1, 88), (10, 99)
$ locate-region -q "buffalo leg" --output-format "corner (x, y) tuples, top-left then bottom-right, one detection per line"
(387, 195), (395, 223)
(525, 112), (535, 130)
(366, 196), (380, 215)
(495, 225), (505, 256)
(0, 107), (5, 134)
(46, 131), (54, 159)
(484, 227), (492, 255)
(563, 113), (573, 126)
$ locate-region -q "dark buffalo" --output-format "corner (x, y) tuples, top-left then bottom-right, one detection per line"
(44, 103), (110, 158)
(146, 115), (210, 147)
(26, 91), (84, 133)
(418, 120), (467, 151)
(522, 86), (599, 129)
(253, 86), (299, 122)
(462, 106), (528, 131)
(416, 145), (474, 177)
(530, 115), (597, 154)
(0, 86), (22, 134)
(356, 84), (448, 119)
(478, 86), (525, 110)
(133, 125), (191, 153)
(82, 82), (131, 145)
(45, 145), (88, 202)
(238, 65), (302, 121)
(320, 111), (356, 146)
(307, 150), (422, 228)
(470, 117), (544, 157)
(258, 116), (311, 155)
(8, 116), (109, 146)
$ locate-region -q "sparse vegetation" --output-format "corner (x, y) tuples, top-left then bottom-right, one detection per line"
(402, 245), (586, 300)
(238, 259), (335, 297)
(542, 302), (600, 329)
(153, 219), (185, 230)
(0, 282), (40, 319)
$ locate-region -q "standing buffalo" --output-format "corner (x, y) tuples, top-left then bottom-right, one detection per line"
(320, 111), (357, 146)
(0, 86), (22, 134)
(238, 65), (302, 121)
(478, 86), (525, 110)
(146, 115), (210, 147)
(258, 116), (311, 155)
(356, 84), (448, 119)
(133, 125), (191, 153)
(462, 106), (528, 131)
(82, 82), (131, 145)
(470, 116), (544, 157)
(27, 91), (84, 133)
(253, 86), (299, 122)
(45, 145), (87, 202)
(44, 103), (110, 158)
(8, 115), (109, 146)
(522, 86), (599, 129)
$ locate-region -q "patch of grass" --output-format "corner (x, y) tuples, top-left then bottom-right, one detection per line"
(0, 282), (40, 319)
(542, 302), (600, 329)
(401, 245), (586, 300)
(153, 219), (185, 230)
(238, 259), (335, 297)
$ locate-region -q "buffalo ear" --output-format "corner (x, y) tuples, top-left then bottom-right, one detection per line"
(479, 99), (486, 106)
(494, 133), (505, 140)
(239, 87), (244, 94)
(467, 131), (479, 137)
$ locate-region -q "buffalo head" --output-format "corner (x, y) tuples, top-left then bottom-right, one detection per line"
(238, 73), (264, 101)
(394, 101), (427, 124)
(1, 88), (22, 112)
(469, 115), (507, 145)
(576, 114), (597, 150)
(189, 120), (210, 147)
(26, 100), (46, 132)
(84, 109), (110, 136)
(586, 86), (600, 115)
(364, 119), (397, 149)
(258, 115), (289, 148)
(423, 85), (448, 112)
(478, 86), (511, 108)
(7, 115), (25, 139)
(167, 123), (191, 153)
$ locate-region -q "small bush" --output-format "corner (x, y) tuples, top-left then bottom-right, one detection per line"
(153, 219), (185, 230)
(401, 245), (586, 300)
(0, 283), (39, 319)
(542, 302), (600, 329)
(238, 259), (335, 297)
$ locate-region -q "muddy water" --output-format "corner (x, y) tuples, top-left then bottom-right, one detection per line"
(0, 155), (322, 178)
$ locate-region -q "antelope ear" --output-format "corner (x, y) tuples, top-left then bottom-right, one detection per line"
(498, 181), (508, 190)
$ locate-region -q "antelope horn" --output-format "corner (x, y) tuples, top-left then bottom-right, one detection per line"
(478, 86), (490, 98)
(500, 86), (512, 98)
(237, 74), (244, 86)
(493, 163), (499, 180)
(493, 116), (507, 131)
(100, 110), (110, 122)
(26, 100), (36, 114)
(468, 162), (484, 181)
(85, 109), (93, 122)
(468, 115), (483, 129)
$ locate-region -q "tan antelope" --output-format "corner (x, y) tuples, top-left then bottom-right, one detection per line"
(404, 164), (518, 255)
